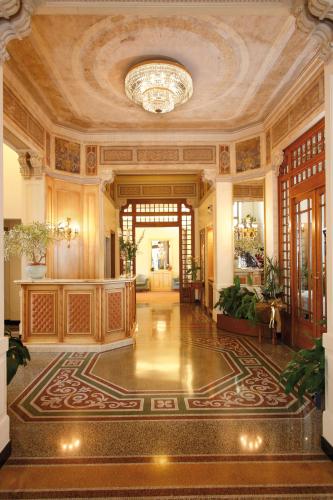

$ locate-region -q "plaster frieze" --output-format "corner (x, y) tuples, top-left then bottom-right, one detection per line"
(0, 0), (42, 63)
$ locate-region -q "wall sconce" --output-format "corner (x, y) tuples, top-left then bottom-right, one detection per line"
(207, 204), (213, 214)
(57, 218), (79, 248)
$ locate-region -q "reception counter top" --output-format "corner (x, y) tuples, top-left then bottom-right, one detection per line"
(16, 278), (136, 352)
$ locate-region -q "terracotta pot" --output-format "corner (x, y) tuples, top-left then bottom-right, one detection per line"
(255, 302), (272, 324)
(216, 314), (260, 337)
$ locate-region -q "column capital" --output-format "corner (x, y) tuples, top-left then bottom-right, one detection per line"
(201, 167), (218, 187)
(99, 166), (115, 192)
(18, 150), (45, 179)
(308, 0), (333, 22)
(0, 0), (42, 63)
(293, 0), (333, 62)
(271, 148), (284, 171)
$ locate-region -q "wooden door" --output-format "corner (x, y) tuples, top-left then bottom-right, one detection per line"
(291, 186), (325, 347)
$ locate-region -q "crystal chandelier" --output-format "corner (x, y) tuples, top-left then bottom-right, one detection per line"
(234, 214), (259, 256)
(125, 60), (193, 114)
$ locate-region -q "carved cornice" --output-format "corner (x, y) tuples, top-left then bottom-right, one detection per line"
(293, 0), (333, 61)
(0, 0), (41, 63)
(309, 0), (333, 22)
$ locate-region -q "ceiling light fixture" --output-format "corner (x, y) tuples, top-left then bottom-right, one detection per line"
(125, 59), (193, 114)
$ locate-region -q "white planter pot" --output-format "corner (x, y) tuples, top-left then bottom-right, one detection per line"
(26, 265), (47, 280)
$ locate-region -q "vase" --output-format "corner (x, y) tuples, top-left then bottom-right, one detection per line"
(125, 260), (132, 278)
(26, 264), (47, 280)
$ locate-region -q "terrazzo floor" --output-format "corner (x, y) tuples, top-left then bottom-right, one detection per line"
(1, 300), (332, 498)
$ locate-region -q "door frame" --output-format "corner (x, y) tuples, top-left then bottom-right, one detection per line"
(119, 199), (195, 303)
(290, 173), (325, 347)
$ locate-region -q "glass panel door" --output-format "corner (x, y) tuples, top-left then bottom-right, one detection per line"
(316, 187), (326, 336)
(292, 187), (325, 347)
(294, 196), (314, 326)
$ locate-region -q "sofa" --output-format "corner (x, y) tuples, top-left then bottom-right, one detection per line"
(136, 274), (150, 292)
(172, 277), (180, 290)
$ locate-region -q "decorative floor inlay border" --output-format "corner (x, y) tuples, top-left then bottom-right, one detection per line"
(10, 335), (313, 422)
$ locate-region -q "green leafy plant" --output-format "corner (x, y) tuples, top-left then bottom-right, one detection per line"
(5, 327), (31, 385)
(4, 221), (56, 265)
(119, 230), (144, 261)
(214, 276), (259, 323)
(185, 257), (201, 281)
(262, 256), (283, 300)
(279, 336), (325, 402)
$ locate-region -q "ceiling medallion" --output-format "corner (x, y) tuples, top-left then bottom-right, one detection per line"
(125, 59), (193, 114)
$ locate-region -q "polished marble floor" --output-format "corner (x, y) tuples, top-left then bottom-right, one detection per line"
(2, 299), (333, 498)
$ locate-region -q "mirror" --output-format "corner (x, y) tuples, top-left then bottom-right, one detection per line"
(233, 182), (265, 270)
(151, 240), (170, 270)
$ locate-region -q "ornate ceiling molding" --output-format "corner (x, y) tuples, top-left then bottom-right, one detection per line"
(293, 0), (333, 60)
(0, 0), (42, 63)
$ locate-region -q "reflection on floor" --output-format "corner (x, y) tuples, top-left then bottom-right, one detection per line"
(136, 290), (180, 304)
(1, 301), (333, 498)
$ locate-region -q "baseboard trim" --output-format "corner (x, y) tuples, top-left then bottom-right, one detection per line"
(321, 435), (333, 460)
(0, 441), (11, 468)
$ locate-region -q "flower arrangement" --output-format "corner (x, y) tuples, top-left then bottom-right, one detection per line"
(119, 230), (144, 276)
(186, 256), (201, 282)
(4, 221), (56, 265)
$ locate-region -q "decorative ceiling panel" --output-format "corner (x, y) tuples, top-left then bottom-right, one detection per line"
(5, 8), (321, 132)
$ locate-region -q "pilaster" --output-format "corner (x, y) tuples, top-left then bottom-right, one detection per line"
(0, 62), (10, 464)
(213, 177), (234, 320)
(265, 165), (279, 260)
(323, 58), (333, 451)
(18, 150), (46, 225)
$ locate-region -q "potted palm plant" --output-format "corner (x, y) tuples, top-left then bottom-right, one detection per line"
(214, 276), (261, 335)
(4, 221), (56, 279)
(280, 336), (325, 408)
(5, 327), (30, 385)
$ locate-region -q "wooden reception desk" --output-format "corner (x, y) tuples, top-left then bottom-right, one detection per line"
(16, 278), (136, 352)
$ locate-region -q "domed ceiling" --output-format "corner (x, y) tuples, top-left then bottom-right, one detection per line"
(5, 6), (320, 132)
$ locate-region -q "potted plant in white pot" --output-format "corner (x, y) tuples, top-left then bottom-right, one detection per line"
(4, 221), (56, 279)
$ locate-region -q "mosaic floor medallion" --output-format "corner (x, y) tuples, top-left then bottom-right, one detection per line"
(10, 335), (312, 422)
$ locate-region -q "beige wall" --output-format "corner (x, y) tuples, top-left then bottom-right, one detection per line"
(3, 144), (23, 320)
(3, 143), (23, 219)
(136, 227), (179, 279)
(198, 189), (215, 306)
